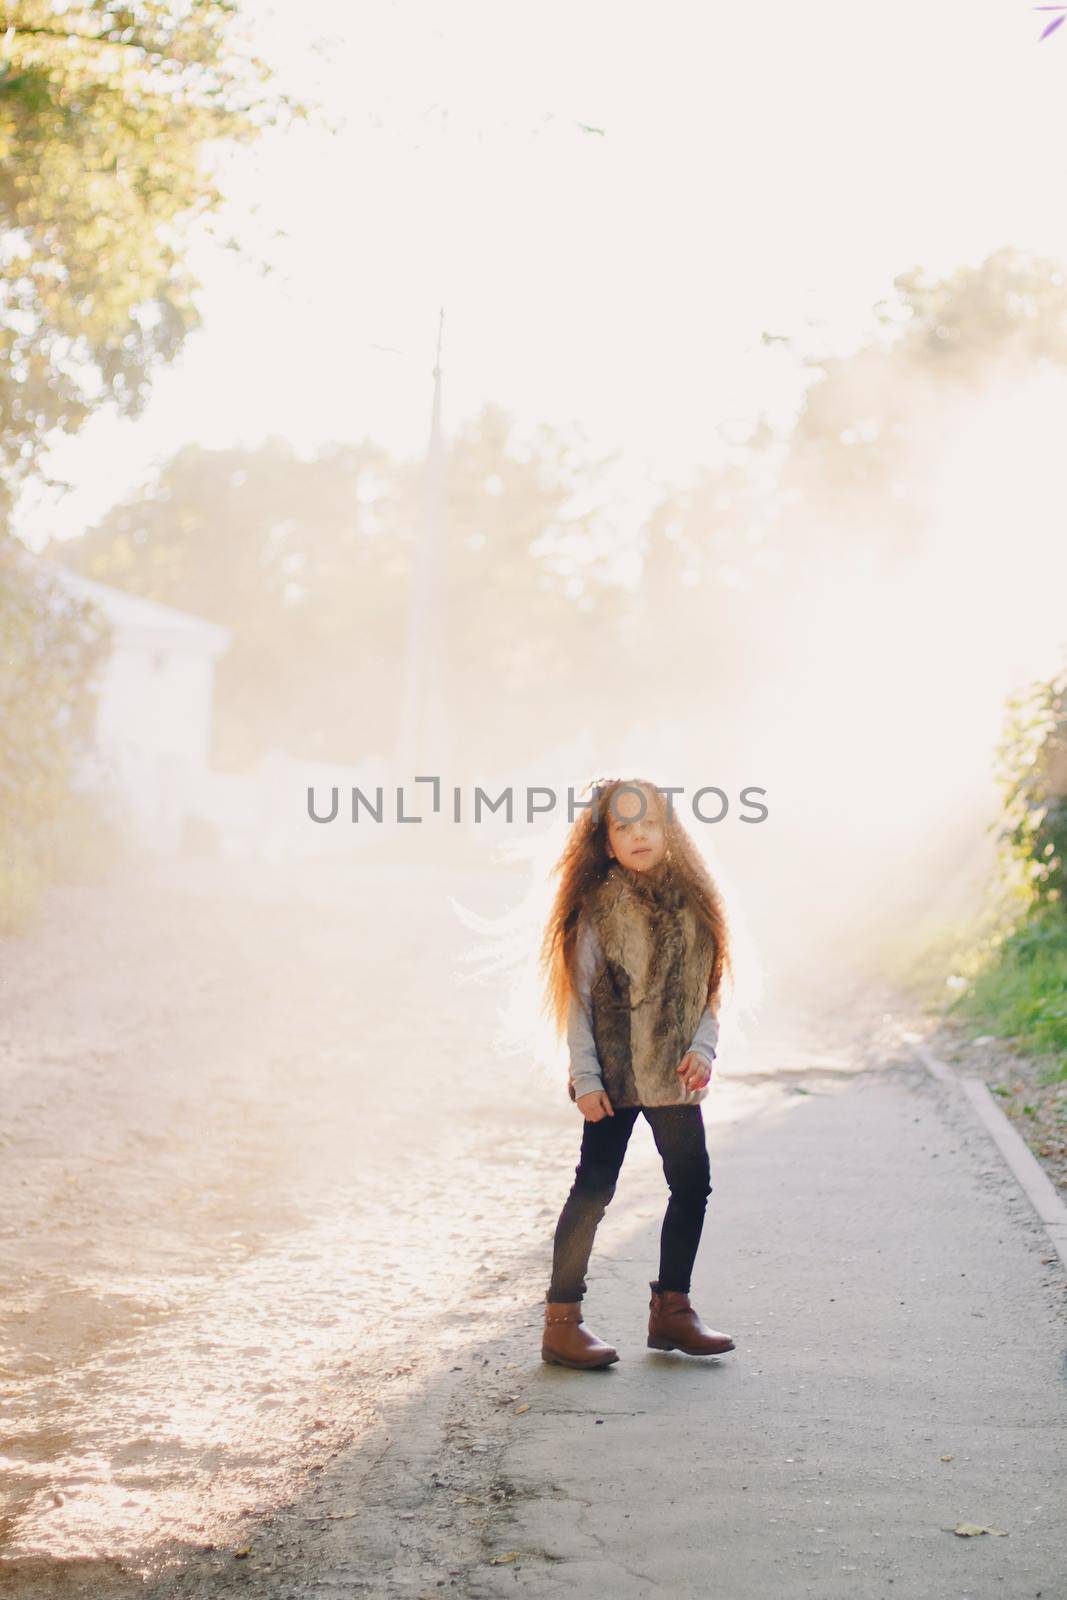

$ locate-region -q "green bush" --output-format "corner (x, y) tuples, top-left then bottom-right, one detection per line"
(948, 669), (1067, 1083)
(994, 667), (1067, 913)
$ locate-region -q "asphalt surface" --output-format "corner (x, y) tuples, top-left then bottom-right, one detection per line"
(470, 1059), (1067, 1600)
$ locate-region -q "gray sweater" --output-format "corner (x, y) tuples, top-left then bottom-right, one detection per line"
(567, 919), (720, 1102)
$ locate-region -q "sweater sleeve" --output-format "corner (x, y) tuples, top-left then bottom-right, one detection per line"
(686, 1002), (720, 1068)
(566, 919), (605, 1102)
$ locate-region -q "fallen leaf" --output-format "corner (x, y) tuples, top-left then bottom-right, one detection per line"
(950, 1523), (1008, 1538)
(489, 1550), (521, 1564)
(940, 1454), (954, 1462)
(234, 1545), (252, 1559)
(514, 1403), (530, 1415)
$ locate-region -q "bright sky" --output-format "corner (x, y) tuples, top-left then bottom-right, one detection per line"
(17, 0), (1067, 547)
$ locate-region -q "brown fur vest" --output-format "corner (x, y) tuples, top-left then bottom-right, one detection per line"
(583, 864), (716, 1108)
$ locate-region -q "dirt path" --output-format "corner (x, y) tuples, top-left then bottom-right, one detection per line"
(0, 852), (563, 1592)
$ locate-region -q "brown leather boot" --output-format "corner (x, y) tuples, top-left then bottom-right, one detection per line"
(542, 1301), (619, 1369)
(647, 1282), (735, 1355)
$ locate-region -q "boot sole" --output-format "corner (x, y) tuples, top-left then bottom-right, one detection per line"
(647, 1336), (735, 1354)
(542, 1348), (619, 1369)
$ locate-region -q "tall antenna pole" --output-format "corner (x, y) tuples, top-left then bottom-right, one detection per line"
(397, 308), (448, 790)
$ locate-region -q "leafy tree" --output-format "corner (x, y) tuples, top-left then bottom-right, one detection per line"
(0, 0), (297, 518)
(54, 408), (634, 770)
(424, 402), (630, 762)
(995, 668), (1067, 914)
(779, 248), (1067, 569)
(1, 1), (294, 919)
(53, 435), (408, 764)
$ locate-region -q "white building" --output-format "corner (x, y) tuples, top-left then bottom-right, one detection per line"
(41, 559), (392, 862)
(43, 561), (232, 855)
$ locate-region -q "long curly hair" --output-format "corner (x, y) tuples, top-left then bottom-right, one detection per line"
(538, 776), (734, 1041)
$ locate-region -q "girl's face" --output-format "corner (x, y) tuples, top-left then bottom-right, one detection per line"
(604, 785), (667, 873)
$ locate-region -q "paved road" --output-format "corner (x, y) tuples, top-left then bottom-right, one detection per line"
(468, 1057), (1067, 1600)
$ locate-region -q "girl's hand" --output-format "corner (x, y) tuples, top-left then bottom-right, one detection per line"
(576, 1089), (615, 1121)
(676, 1052), (713, 1094)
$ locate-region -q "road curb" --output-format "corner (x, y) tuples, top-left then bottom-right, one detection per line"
(905, 1033), (1067, 1271)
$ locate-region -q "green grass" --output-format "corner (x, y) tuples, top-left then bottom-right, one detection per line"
(949, 903), (1067, 1084)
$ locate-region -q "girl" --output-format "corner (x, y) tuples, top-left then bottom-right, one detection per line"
(538, 777), (736, 1370)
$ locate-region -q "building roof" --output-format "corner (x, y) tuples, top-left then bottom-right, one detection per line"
(36, 558), (232, 659)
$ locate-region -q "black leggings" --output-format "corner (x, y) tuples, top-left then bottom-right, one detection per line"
(546, 1105), (713, 1303)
